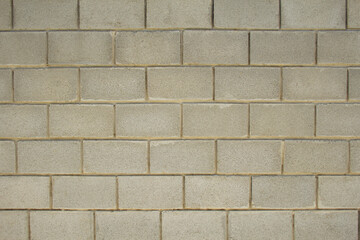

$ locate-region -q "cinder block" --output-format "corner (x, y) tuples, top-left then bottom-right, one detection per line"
(0, 141), (15, 173)
(80, 68), (145, 101)
(185, 176), (250, 209)
(147, 0), (211, 28)
(350, 140), (360, 172)
(52, 176), (116, 209)
(215, 67), (281, 100)
(252, 176), (316, 209)
(118, 176), (183, 209)
(0, 0), (11, 29)
(162, 211), (226, 240)
(349, 68), (360, 100)
(14, 68), (78, 102)
(148, 67), (213, 100)
(18, 140), (81, 174)
(183, 31), (248, 65)
(214, 0), (279, 29)
(183, 104), (248, 137)
(0, 176), (50, 209)
(348, 0), (360, 28)
(0, 211), (28, 240)
(217, 140), (281, 173)
(0, 69), (12, 101)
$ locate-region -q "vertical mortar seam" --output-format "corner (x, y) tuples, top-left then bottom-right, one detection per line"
(145, 67), (149, 101)
(280, 67), (283, 101)
(77, 68), (81, 102)
(212, 67), (215, 101)
(180, 31), (184, 65)
(279, 0), (282, 29)
(348, 140), (351, 173)
(144, 0), (147, 29)
(27, 210), (31, 240)
(112, 31), (116, 65)
(159, 211), (163, 240)
(347, 68), (350, 101)
(315, 175), (319, 209)
(49, 176), (53, 209)
(226, 210), (229, 240)
(147, 140), (151, 173)
(281, 140), (285, 174)
(214, 140), (218, 174)
(80, 139), (84, 173)
(93, 211), (96, 240)
(113, 104), (116, 138)
(47, 105), (50, 138)
(180, 104), (183, 138)
(248, 32), (251, 65)
(211, 0), (215, 28)
(247, 103), (250, 138)
(15, 140), (18, 173)
(314, 104), (317, 137)
(115, 177), (119, 209)
(11, 70), (15, 102)
(249, 176), (252, 208)
(77, 0), (80, 29)
(292, 211), (295, 240)
(315, 31), (318, 65)
(182, 176), (186, 209)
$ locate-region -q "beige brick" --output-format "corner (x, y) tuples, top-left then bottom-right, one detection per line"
(217, 140), (281, 173)
(283, 67), (347, 101)
(0, 0), (11, 29)
(183, 31), (248, 65)
(14, 68), (78, 102)
(18, 140), (81, 174)
(150, 140), (215, 173)
(350, 140), (360, 172)
(229, 211), (292, 240)
(185, 176), (249, 209)
(348, 0), (360, 28)
(318, 176), (360, 208)
(116, 31), (180, 65)
(53, 176), (116, 209)
(31, 211), (93, 240)
(183, 104), (248, 137)
(215, 67), (281, 100)
(318, 31), (360, 64)
(148, 67), (213, 100)
(83, 140), (147, 173)
(281, 0), (346, 29)
(250, 31), (316, 65)
(0, 32), (46, 65)
(14, 0), (77, 29)
(316, 104), (360, 136)
(147, 0), (211, 29)
(0, 69), (12, 101)
(252, 176), (316, 209)
(49, 104), (114, 138)
(96, 211), (160, 240)
(250, 104), (314, 137)
(295, 211), (358, 240)
(0, 105), (47, 138)
(118, 176), (183, 209)
(349, 68), (360, 100)
(214, 0), (279, 29)
(48, 32), (113, 65)
(81, 68), (145, 101)
(162, 211), (226, 240)
(285, 140), (348, 174)
(0, 211), (28, 240)
(0, 176), (49, 209)
(116, 104), (180, 137)
(80, 0), (144, 29)
(0, 141), (15, 173)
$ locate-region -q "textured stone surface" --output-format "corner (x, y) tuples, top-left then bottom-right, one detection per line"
(350, 140), (360, 172)
(0, 211), (28, 240)
(348, 0), (360, 28)
(349, 68), (360, 100)
(0, 141), (15, 173)
(0, 0), (11, 29)
(0, 69), (12, 101)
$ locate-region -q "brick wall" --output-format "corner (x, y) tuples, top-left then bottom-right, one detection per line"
(0, 0), (359, 239)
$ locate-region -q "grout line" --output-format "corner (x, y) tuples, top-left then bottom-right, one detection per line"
(279, 0), (282, 29)
(247, 104), (250, 138)
(281, 141), (285, 174)
(159, 211), (163, 240)
(315, 31), (318, 65)
(249, 176), (252, 208)
(46, 32), (49, 66)
(11, 0), (14, 29)
(314, 105), (317, 137)
(214, 140), (218, 174)
(315, 175), (319, 209)
(147, 140), (151, 174)
(280, 67), (283, 100)
(144, 0), (147, 29)
(27, 211), (31, 240)
(145, 67), (149, 101)
(113, 105), (116, 137)
(77, 0), (80, 29)
(116, 177), (119, 209)
(93, 211), (96, 240)
(225, 210), (229, 240)
(80, 140), (84, 173)
(348, 141), (351, 173)
(0, 208), (359, 211)
(345, 0), (348, 29)
(212, 67), (215, 101)
(292, 212), (295, 240)
(211, 0), (215, 28)
(77, 68), (81, 102)
(346, 68), (350, 101)
(182, 176), (186, 209)
(49, 176), (53, 209)
(112, 31), (116, 65)
(47, 105), (50, 138)
(180, 31), (184, 65)
(14, 140), (18, 173)
(11, 70), (15, 102)
(180, 104), (183, 138)
(248, 32), (250, 65)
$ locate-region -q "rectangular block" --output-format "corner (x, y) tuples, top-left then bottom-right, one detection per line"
(318, 176), (360, 208)
(185, 176), (250, 209)
(14, 68), (78, 102)
(214, 0), (279, 29)
(316, 104), (360, 136)
(0, 141), (15, 173)
(162, 211), (226, 240)
(350, 140), (360, 172)
(83, 140), (148, 173)
(81, 68), (145, 101)
(150, 140), (215, 173)
(252, 176), (316, 209)
(48, 32), (113, 65)
(0, 176), (49, 209)
(183, 31), (248, 65)
(96, 211), (160, 240)
(0, 32), (46, 65)
(80, 0), (144, 29)
(116, 31), (180, 65)
(318, 32), (360, 64)
(295, 211), (358, 240)
(118, 176), (183, 209)
(215, 67), (281, 100)
(348, 0), (360, 28)
(14, 0), (77, 29)
(229, 211), (292, 240)
(53, 176), (116, 209)
(283, 67), (347, 101)
(349, 68), (360, 100)
(183, 104), (248, 137)
(116, 104), (180, 137)
(284, 140), (348, 173)
(0, 69), (12, 101)
(148, 67), (213, 100)
(217, 140), (281, 173)
(147, 0), (211, 28)
(281, 0), (346, 29)
(0, 105), (47, 138)
(49, 104), (114, 137)
(18, 140), (81, 174)
(250, 31), (315, 65)
(0, 211), (28, 240)
(250, 104), (315, 137)
(0, 0), (11, 29)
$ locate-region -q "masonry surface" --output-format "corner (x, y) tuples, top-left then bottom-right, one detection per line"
(0, 0), (360, 239)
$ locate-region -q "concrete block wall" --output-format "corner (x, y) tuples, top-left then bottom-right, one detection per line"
(0, 0), (359, 239)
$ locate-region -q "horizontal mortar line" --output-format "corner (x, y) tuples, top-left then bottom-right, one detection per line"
(1, 29), (360, 32)
(0, 208), (359, 211)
